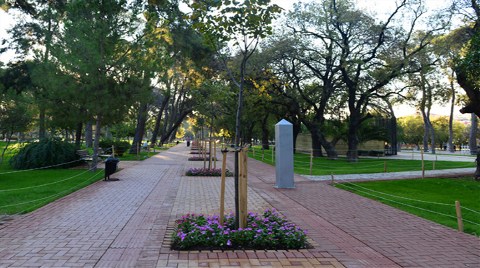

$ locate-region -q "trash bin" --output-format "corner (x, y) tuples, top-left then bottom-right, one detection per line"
(105, 157), (119, 181)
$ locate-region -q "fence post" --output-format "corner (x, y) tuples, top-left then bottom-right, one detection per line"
(219, 149), (227, 226)
(455, 200), (464, 232)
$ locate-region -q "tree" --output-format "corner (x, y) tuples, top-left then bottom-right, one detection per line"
(454, 0), (480, 117)
(6, 1), (66, 140)
(50, 0), (144, 167)
(190, 0), (281, 228)
(264, 8), (345, 159)
(0, 93), (32, 162)
(328, 0), (448, 161)
(398, 115), (424, 149)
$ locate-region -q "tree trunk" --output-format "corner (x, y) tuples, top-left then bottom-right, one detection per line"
(85, 121), (93, 148)
(129, 103), (148, 154)
(447, 76), (456, 152)
(310, 130), (323, 158)
(292, 119), (301, 154)
(39, 106), (46, 140)
(160, 110), (192, 145)
(475, 152), (480, 181)
(420, 109), (435, 153)
(346, 113), (360, 162)
(469, 114), (478, 155)
(456, 63), (480, 118)
(75, 122), (83, 149)
(261, 115), (270, 150)
(150, 96), (169, 147)
(0, 131), (13, 164)
(92, 118), (102, 171)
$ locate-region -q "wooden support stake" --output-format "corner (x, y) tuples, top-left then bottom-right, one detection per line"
(112, 145), (115, 158)
(239, 148), (248, 228)
(455, 200), (464, 232)
(384, 161), (387, 173)
(219, 150), (227, 226)
(203, 140), (207, 170)
(272, 145), (275, 162)
(238, 149), (245, 228)
(214, 141), (217, 169)
(209, 139), (212, 170)
(331, 173), (335, 185)
(262, 148), (264, 161)
(253, 147), (255, 157)
(310, 150), (313, 175)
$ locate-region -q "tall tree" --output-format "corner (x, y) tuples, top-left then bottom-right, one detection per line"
(190, 0), (281, 228)
(454, 0), (480, 117)
(6, 0), (66, 140)
(51, 0), (143, 167)
(329, 0), (447, 161)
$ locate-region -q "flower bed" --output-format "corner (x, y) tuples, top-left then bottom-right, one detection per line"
(171, 209), (308, 250)
(188, 156), (218, 161)
(190, 151), (210, 155)
(185, 168), (233, 176)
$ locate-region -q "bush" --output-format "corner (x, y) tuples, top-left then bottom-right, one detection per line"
(171, 209), (308, 250)
(99, 139), (131, 156)
(10, 139), (78, 169)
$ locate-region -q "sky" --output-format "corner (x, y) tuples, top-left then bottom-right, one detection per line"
(0, 0), (466, 118)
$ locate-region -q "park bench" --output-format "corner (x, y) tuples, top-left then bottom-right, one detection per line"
(76, 148), (109, 162)
(76, 150), (93, 162)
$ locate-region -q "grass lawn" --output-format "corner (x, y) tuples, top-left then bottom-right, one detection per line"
(0, 141), (180, 215)
(335, 178), (480, 236)
(248, 147), (475, 175)
(0, 143), (104, 215)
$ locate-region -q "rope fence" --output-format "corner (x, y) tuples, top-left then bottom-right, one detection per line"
(0, 159), (84, 175)
(338, 182), (480, 228)
(0, 169), (104, 217)
(248, 146), (475, 176)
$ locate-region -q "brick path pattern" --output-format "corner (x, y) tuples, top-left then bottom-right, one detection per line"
(0, 145), (478, 267)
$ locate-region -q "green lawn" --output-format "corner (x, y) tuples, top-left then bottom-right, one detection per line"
(0, 143), (104, 215)
(0, 141), (181, 215)
(248, 147), (475, 175)
(335, 178), (480, 236)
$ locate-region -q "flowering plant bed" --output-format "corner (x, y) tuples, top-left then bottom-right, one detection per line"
(185, 168), (233, 176)
(171, 209), (308, 250)
(188, 156), (218, 161)
(190, 151), (210, 155)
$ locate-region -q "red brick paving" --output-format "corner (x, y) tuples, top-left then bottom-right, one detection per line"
(0, 145), (478, 267)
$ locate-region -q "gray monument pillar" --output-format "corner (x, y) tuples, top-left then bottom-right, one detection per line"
(275, 119), (295, 188)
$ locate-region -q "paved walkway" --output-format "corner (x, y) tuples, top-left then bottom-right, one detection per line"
(0, 145), (478, 267)
(304, 167), (476, 181)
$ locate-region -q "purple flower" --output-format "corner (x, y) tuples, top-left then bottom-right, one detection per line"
(227, 240), (232, 246)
